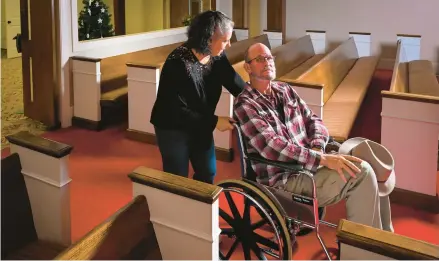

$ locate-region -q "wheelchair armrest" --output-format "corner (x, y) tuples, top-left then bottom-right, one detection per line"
(246, 153), (304, 172)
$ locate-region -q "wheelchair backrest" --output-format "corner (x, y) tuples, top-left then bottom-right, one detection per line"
(233, 123), (257, 181)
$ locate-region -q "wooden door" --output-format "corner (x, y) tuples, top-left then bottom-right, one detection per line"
(170, 0), (189, 28)
(267, 0), (282, 31)
(20, 0), (57, 127)
(4, 0), (22, 58)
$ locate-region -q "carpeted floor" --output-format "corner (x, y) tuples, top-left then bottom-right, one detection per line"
(1, 69), (438, 259)
(1, 50), (47, 149)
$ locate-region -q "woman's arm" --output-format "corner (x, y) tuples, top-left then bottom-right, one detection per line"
(218, 53), (246, 97)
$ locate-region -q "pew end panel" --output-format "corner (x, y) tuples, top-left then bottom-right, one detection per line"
(71, 57), (102, 130)
(129, 167), (223, 260)
(54, 195), (161, 260)
(397, 34), (422, 62)
(381, 92), (439, 200)
(264, 30), (283, 49)
(233, 28), (249, 41)
(282, 80), (324, 118)
(5, 131), (74, 247)
(213, 87), (237, 162)
(337, 219), (439, 260)
(306, 30), (326, 54)
(2, 131), (74, 259)
(125, 63), (161, 145)
(349, 32), (371, 57)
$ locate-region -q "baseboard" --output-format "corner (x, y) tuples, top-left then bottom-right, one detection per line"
(71, 116), (101, 131)
(389, 187), (439, 213)
(125, 129), (234, 162)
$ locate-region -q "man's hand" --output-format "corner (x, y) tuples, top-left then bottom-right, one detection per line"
(319, 154), (363, 183)
(216, 116), (236, 132)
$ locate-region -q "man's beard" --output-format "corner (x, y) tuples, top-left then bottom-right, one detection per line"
(251, 69), (276, 81)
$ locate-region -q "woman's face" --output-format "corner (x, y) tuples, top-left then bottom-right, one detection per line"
(209, 29), (233, 57)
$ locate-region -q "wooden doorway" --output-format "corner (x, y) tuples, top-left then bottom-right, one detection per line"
(20, 0), (57, 128)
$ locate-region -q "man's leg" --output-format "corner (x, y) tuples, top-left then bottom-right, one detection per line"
(380, 196), (394, 232)
(154, 127), (190, 178)
(189, 140), (217, 184)
(285, 161), (383, 230)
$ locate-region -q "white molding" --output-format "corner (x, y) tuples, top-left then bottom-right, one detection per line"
(21, 170), (72, 188)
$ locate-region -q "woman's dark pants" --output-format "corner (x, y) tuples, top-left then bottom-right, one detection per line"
(154, 127), (217, 184)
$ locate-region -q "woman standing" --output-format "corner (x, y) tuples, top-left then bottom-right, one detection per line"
(150, 11), (246, 184)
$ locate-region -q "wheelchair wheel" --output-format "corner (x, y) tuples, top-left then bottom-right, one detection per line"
(217, 179), (292, 260)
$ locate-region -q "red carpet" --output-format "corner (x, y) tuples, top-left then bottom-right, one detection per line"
(2, 70), (439, 259)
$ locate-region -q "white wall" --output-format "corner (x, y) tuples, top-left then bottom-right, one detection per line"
(285, 0), (439, 72)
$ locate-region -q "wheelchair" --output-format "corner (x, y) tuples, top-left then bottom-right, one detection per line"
(217, 123), (341, 260)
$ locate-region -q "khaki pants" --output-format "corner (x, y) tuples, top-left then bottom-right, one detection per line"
(285, 161), (394, 232)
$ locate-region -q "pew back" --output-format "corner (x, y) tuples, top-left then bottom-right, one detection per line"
(389, 40), (409, 93)
(298, 37), (359, 104)
(1, 153), (38, 259)
(55, 195), (161, 260)
(101, 42), (183, 94)
(272, 35), (317, 77)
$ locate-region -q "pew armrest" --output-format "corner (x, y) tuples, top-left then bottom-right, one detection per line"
(337, 219), (439, 260)
(6, 131), (73, 158)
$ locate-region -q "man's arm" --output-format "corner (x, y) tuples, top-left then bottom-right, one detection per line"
(234, 99), (321, 173)
(287, 84), (330, 150)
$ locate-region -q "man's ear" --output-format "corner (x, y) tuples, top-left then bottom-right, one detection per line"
(244, 62), (251, 73)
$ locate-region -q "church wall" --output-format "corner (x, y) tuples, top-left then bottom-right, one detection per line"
(285, 0), (439, 73)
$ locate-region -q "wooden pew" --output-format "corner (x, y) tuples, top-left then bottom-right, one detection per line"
(125, 34), (270, 162)
(381, 35), (439, 212)
(2, 132), (74, 259)
(128, 167), (223, 260)
(281, 33), (379, 142)
(71, 42), (183, 131)
(54, 195), (161, 260)
(337, 219), (439, 260)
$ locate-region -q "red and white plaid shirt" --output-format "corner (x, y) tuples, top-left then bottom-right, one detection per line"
(234, 81), (330, 188)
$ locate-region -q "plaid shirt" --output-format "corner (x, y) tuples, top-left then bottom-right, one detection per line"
(234, 81), (330, 188)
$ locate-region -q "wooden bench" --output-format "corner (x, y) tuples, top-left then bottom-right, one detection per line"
(54, 195), (161, 260)
(381, 35), (439, 212)
(337, 219), (439, 260)
(281, 34), (379, 142)
(125, 34), (270, 162)
(128, 167), (223, 260)
(2, 131), (74, 259)
(71, 41), (183, 131)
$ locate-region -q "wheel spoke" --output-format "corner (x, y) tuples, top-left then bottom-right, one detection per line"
(250, 240), (268, 260)
(219, 208), (236, 227)
(243, 197), (252, 222)
(253, 232), (279, 250)
(224, 191), (242, 220)
(220, 227), (235, 237)
(251, 218), (268, 230)
(242, 241), (252, 260)
(225, 238), (241, 260)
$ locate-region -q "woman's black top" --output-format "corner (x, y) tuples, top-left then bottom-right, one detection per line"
(150, 43), (246, 148)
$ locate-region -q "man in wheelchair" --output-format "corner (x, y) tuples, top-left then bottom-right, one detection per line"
(233, 43), (394, 233)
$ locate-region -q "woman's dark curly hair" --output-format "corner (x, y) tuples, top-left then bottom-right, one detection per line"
(186, 10), (234, 55)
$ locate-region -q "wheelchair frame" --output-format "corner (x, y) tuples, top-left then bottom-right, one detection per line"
(217, 123), (339, 260)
